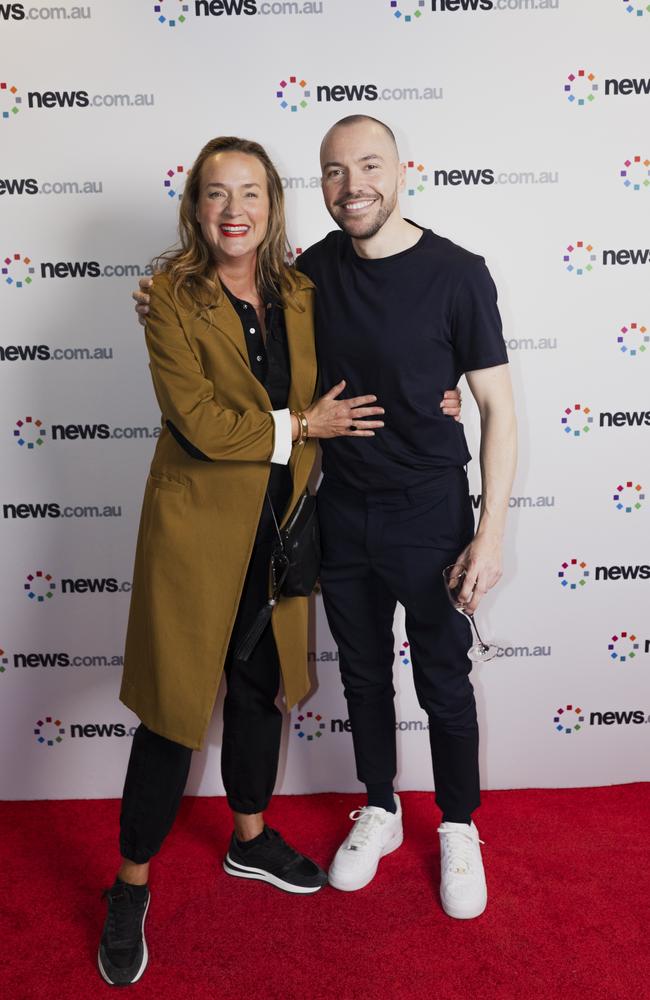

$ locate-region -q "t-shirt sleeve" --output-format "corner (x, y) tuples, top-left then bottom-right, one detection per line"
(450, 257), (508, 374)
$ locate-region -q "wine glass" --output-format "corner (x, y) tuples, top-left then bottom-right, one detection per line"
(442, 564), (503, 663)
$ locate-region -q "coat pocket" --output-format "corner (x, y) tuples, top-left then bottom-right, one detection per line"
(148, 472), (188, 493)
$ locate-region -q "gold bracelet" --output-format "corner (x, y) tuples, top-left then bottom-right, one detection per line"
(296, 411), (309, 445)
(291, 410), (306, 446)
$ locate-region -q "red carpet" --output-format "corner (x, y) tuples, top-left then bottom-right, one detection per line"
(2, 786), (649, 1000)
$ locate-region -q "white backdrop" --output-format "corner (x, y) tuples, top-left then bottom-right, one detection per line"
(1, 0), (649, 800)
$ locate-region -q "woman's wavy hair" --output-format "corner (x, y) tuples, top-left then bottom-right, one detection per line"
(154, 136), (293, 308)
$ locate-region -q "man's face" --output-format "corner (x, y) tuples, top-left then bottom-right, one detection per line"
(320, 121), (405, 240)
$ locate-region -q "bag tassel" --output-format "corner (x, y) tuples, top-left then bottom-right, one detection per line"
(234, 598), (277, 662)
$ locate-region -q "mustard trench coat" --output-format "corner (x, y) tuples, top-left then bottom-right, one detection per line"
(120, 269), (318, 750)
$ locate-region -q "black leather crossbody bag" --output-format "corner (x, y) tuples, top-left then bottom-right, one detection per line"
(234, 490), (320, 661)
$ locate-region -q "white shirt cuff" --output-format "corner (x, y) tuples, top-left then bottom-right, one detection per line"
(269, 409), (292, 465)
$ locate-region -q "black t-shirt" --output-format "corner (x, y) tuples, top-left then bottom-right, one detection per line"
(296, 225), (508, 490)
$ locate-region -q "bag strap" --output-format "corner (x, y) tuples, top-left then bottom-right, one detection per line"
(265, 490), (284, 549)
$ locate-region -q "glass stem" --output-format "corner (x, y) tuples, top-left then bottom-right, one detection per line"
(465, 612), (488, 650)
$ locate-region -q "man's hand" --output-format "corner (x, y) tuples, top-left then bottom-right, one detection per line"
(452, 532), (502, 615)
(132, 276), (153, 327)
(440, 387), (462, 421)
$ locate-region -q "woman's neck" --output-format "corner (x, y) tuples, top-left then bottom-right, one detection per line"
(216, 253), (258, 302)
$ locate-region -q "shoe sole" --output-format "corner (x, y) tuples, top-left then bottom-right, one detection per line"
(222, 854), (326, 894)
(440, 892), (487, 920)
(328, 827), (404, 892)
(97, 892), (150, 986)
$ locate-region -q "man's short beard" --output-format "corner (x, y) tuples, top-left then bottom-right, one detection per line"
(332, 189), (398, 240)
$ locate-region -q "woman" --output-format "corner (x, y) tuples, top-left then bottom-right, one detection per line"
(97, 136), (386, 987)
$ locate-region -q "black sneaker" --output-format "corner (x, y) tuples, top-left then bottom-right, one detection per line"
(97, 880), (150, 986)
(223, 826), (327, 894)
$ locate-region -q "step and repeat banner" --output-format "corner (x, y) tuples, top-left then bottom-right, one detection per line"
(1, 0), (648, 799)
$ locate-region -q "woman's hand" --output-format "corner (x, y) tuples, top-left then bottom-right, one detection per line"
(132, 277), (153, 326)
(441, 387), (462, 421)
(301, 380), (384, 439)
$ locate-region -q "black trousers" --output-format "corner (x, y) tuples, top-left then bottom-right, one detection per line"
(119, 538), (283, 865)
(317, 468), (480, 822)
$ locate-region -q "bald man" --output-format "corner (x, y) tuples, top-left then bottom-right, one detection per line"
(294, 116), (516, 919)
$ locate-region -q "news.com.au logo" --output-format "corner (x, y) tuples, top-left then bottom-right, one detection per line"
(553, 704), (584, 734)
(563, 242), (597, 276)
(25, 571), (56, 602)
(389, 0), (493, 23)
(276, 76), (310, 112)
(621, 155), (650, 190)
(558, 559), (589, 591)
(561, 404), (593, 437)
(0, 648), (8, 673)
(34, 715), (65, 746)
(164, 164), (187, 199)
(560, 402), (650, 436)
(613, 482), (645, 513)
(405, 161), (428, 195)
(0, 80), (21, 119)
(608, 632), (639, 662)
(565, 68), (650, 107)
(33, 717), (137, 745)
(618, 322), (648, 357)
(3, 253), (35, 287)
(565, 70), (598, 106)
(14, 415), (46, 448)
(558, 559), (650, 587)
(293, 710), (326, 741)
(564, 241), (650, 273)
(553, 703), (650, 734)
(154, 1), (190, 27)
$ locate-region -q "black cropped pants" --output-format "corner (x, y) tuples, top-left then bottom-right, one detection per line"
(119, 538), (283, 865)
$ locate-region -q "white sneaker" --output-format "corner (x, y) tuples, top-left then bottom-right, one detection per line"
(437, 821), (487, 919)
(328, 794), (403, 892)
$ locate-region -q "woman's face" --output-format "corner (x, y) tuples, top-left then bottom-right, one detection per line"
(196, 151), (270, 266)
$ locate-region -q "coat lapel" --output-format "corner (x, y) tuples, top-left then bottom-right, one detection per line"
(284, 285), (317, 414)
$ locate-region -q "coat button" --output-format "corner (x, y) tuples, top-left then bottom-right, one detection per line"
(256, 355), (263, 362)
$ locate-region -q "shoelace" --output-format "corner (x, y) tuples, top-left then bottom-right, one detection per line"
(344, 807), (386, 851)
(102, 886), (146, 951)
(438, 826), (485, 875)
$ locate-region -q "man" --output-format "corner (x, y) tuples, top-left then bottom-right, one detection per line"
(293, 116), (516, 920)
(134, 116), (516, 920)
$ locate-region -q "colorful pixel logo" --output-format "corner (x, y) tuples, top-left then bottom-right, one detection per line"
(608, 631), (639, 662)
(34, 716), (65, 746)
(163, 164), (187, 200)
(558, 558), (589, 590)
(553, 704), (585, 734)
(618, 322), (648, 357)
(564, 69), (598, 106)
(622, 1), (650, 15)
(294, 710), (326, 741)
(396, 641), (411, 665)
(25, 571), (56, 602)
(405, 161), (428, 196)
(153, 1), (189, 27)
(613, 481), (645, 513)
(620, 155), (650, 190)
(3, 253), (35, 288)
(276, 76), (310, 112)
(563, 241), (597, 275)
(389, 1), (426, 23)
(561, 403), (593, 437)
(0, 647), (7, 674)
(0, 80), (21, 120)
(14, 416), (46, 449)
